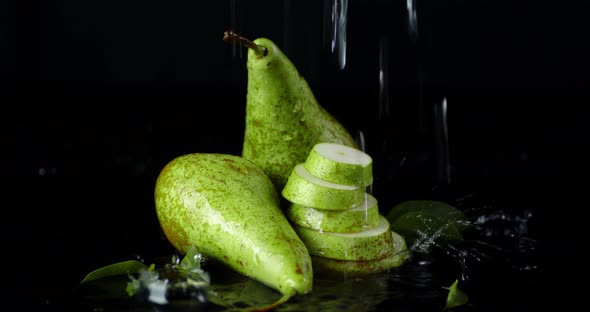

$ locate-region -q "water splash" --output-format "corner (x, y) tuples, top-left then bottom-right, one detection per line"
(434, 97), (451, 185)
(325, 0), (348, 70)
(378, 37), (390, 120)
(126, 252), (210, 306)
(406, 0), (419, 42)
(452, 206), (538, 283)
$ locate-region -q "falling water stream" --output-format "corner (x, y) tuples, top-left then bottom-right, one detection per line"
(406, 0), (419, 43)
(326, 0), (348, 70)
(229, 0), (243, 59)
(434, 98), (451, 185)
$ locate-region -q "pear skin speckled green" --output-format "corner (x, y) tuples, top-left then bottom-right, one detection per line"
(304, 143), (373, 187)
(286, 193), (381, 233)
(281, 164), (364, 210)
(293, 217), (395, 261)
(311, 231), (410, 276)
(154, 153), (312, 295)
(242, 38), (357, 191)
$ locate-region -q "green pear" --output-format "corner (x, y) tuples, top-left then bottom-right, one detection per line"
(154, 153), (313, 296)
(232, 32), (356, 190)
(281, 163), (364, 210)
(286, 193), (381, 233)
(304, 143), (373, 187)
(311, 231), (410, 276)
(293, 216), (395, 261)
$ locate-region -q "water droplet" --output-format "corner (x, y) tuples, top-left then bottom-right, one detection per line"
(399, 156), (407, 167)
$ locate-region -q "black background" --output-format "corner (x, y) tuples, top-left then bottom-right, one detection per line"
(2, 0), (588, 310)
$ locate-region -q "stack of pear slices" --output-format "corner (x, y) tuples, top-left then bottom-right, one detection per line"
(282, 143), (409, 275)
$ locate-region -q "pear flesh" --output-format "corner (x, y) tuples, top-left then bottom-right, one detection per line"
(304, 143), (373, 187)
(293, 216), (395, 261)
(242, 37), (357, 191)
(281, 142), (410, 271)
(286, 193), (381, 233)
(282, 163), (364, 210)
(154, 153), (313, 296)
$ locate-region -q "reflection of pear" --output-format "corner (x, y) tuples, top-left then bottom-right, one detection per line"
(154, 154), (312, 296)
(241, 35), (356, 190)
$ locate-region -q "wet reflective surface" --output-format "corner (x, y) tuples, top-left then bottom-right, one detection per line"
(6, 167), (574, 311)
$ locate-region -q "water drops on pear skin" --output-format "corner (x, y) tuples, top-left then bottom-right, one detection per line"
(154, 153), (313, 296)
(224, 30), (357, 191)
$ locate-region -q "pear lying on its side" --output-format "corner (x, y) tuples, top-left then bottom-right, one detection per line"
(154, 153), (313, 296)
(242, 36), (357, 190)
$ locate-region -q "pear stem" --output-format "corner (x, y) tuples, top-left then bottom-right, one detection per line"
(223, 30), (267, 57)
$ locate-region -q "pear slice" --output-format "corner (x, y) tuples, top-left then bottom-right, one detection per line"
(311, 231), (411, 276)
(293, 216), (394, 261)
(281, 164), (364, 210)
(304, 143), (373, 187)
(286, 193), (381, 233)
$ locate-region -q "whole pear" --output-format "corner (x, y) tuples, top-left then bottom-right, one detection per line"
(154, 153), (313, 296)
(241, 36), (357, 190)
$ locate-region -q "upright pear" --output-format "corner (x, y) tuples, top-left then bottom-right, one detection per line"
(154, 153), (313, 296)
(228, 32), (357, 190)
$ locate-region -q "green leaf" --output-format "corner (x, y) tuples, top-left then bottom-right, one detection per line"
(443, 279), (469, 310)
(386, 200), (469, 250)
(180, 246), (202, 271)
(126, 277), (141, 297)
(176, 246), (210, 285)
(80, 260), (148, 284)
